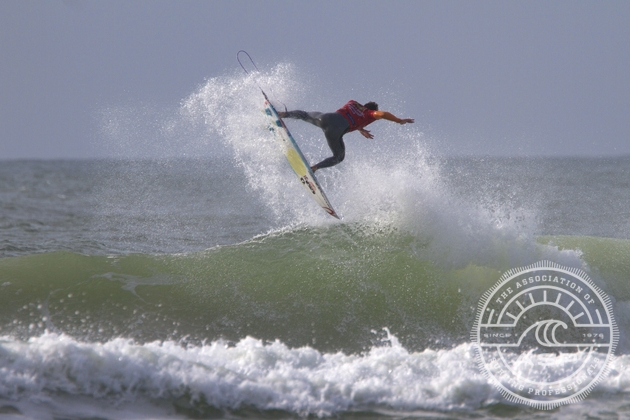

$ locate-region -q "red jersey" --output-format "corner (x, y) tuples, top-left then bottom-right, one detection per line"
(336, 100), (376, 132)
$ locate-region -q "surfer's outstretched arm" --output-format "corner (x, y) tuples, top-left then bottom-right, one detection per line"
(373, 111), (414, 125)
(358, 111), (413, 139)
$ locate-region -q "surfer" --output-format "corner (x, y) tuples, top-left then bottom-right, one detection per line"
(278, 101), (414, 172)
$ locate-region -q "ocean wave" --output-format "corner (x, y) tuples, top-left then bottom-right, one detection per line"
(1, 229), (628, 354)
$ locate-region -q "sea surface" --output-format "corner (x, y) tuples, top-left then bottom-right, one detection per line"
(1, 68), (629, 419)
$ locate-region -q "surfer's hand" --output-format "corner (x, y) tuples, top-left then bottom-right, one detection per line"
(359, 129), (374, 139)
(399, 118), (414, 125)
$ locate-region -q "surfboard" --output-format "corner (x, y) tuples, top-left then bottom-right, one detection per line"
(263, 99), (340, 219)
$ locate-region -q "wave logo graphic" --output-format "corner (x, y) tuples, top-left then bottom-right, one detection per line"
(472, 261), (618, 409)
(533, 320), (567, 347)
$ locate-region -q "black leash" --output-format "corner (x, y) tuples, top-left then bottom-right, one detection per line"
(236, 50), (287, 112)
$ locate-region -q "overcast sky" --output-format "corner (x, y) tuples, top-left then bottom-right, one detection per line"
(1, 0), (629, 159)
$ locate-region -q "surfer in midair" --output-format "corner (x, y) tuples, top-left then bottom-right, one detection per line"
(278, 101), (414, 172)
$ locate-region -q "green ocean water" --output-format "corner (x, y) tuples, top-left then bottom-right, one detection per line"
(2, 226), (628, 355)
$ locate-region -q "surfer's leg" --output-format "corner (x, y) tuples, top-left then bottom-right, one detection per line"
(280, 111), (349, 171)
(312, 113), (349, 171)
(313, 136), (345, 171)
(278, 110), (324, 128)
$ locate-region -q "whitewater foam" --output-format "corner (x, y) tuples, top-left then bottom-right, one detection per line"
(1, 331), (628, 418)
(0, 331), (507, 415)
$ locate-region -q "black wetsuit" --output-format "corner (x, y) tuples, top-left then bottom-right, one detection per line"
(279, 110), (350, 170)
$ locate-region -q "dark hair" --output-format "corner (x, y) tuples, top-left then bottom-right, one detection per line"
(364, 102), (378, 111)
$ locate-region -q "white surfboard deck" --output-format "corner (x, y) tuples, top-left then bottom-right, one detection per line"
(263, 100), (340, 219)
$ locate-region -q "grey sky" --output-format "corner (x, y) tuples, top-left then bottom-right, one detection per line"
(1, 0), (629, 159)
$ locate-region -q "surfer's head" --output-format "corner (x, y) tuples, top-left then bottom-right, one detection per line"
(364, 102), (378, 111)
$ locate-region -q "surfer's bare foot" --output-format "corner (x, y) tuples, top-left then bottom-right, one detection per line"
(311, 165), (318, 173)
(278, 111), (287, 118)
